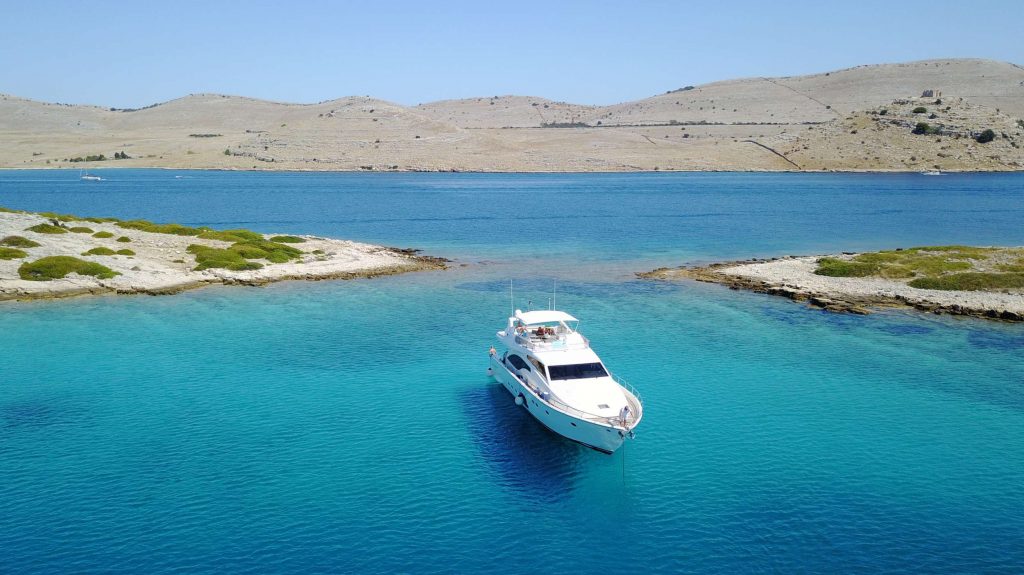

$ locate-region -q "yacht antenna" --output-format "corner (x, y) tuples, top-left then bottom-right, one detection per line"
(509, 280), (514, 316)
(553, 279), (557, 310)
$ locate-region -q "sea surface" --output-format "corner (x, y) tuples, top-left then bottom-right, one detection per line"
(2, 170), (1023, 573)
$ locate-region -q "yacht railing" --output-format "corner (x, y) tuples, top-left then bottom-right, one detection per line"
(614, 374), (644, 429)
(528, 373), (643, 430)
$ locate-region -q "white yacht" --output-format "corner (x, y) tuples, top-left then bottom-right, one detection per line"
(80, 170), (102, 181)
(488, 309), (642, 453)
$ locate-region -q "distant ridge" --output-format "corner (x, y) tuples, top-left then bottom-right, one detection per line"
(2, 58), (1022, 172)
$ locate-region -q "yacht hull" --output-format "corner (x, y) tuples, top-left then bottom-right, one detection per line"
(489, 355), (626, 454)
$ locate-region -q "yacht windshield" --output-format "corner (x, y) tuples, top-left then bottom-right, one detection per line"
(548, 362), (608, 380)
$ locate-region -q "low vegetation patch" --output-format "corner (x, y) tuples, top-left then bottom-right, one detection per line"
(186, 238), (303, 271)
(270, 235), (306, 243)
(813, 258), (880, 278)
(197, 229), (265, 242)
(0, 247), (28, 260)
(68, 226), (94, 234)
(18, 256), (120, 281)
(82, 247), (117, 256)
(187, 245), (264, 271)
(229, 239), (303, 263)
(909, 273), (1024, 291)
(116, 236), (132, 243)
(25, 223), (68, 234)
(81, 247), (134, 256)
(814, 246), (1024, 291)
(117, 220), (200, 236)
(1, 235), (41, 248)
(540, 121), (591, 128)
(93, 231), (114, 238)
(116, 219), (265, 243)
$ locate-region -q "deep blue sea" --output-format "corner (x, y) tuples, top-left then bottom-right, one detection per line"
(2, 170), (1024, 574)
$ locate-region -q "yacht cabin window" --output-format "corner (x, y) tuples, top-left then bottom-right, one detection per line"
(548, 362), (608, 380)
(506, 354), (530, 371)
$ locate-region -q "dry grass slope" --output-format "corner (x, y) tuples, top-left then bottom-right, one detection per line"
(2, 58), (1023, 172)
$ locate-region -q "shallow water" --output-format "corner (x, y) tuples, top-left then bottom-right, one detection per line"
(2, 170), (1023, 573)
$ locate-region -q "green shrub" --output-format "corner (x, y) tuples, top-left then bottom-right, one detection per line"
(83, 216), (121, 223)
(975, 129), (995, 144)
(852, 251), (902, 264)
(68, 226), (94, 233)
(814, 258), (879, 277)
(187, 244), (264, 271)
(909, 272), (1024, 291)
(229, 239), (302, 263)
(912, 122), (939, 135)
(197, 229), (265, 242)
(93, 231), (115, 238)
(25, 223), (68, 234)
(897, 255), (971, 276)
(116, 236), (132, 243)
(18, 256), (120, 281)
(82, 247), (117, 256)
(0, 235), (41, 248)
(0, 247), (28, 260)
(37, 212), (80, 222)
(270, 235), (305, 243)
(912, 106), (927, 114)
(116, 249), (135, 256)
(117, 219), (201, 236)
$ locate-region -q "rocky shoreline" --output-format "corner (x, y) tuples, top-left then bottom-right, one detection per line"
(639, 256), (1024, 322)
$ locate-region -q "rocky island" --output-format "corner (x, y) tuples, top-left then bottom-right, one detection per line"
(0, 206), (446, 301)
(640, 246), (1024, 321)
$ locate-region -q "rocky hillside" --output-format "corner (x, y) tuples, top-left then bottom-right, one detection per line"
(2, 58), (1022, 172)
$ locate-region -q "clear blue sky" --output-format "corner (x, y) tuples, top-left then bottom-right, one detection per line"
(2, 0), (1021, 107)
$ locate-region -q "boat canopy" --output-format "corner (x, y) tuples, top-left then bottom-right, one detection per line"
(514, 310), (578, 325)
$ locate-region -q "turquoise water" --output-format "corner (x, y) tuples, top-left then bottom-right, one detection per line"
(2, 170), (1024, 573)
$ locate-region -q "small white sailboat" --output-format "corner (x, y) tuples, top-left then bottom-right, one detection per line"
(79, 169), (102, 181)
(487, 308), (643, 453)
(921, 170), (943, 176)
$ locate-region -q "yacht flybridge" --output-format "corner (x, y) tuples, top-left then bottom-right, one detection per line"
(488, 309), (643, 453)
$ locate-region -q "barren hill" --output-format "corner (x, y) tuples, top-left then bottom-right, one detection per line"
(2, 58), (1023, 172)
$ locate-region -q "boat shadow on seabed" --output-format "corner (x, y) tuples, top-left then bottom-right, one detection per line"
(460, 383), (586, 502)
